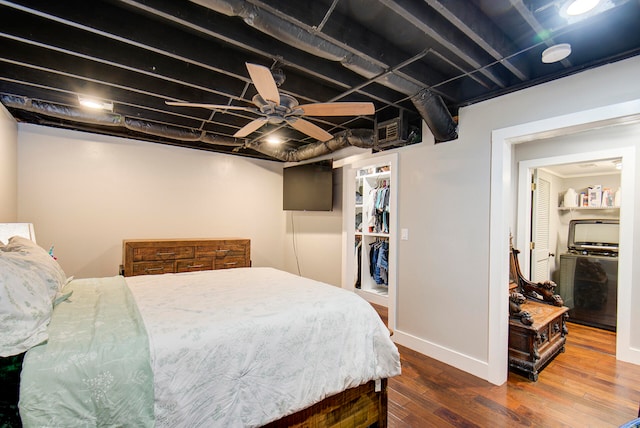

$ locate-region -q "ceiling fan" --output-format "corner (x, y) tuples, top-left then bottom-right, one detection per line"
(166, 63), (375, 142)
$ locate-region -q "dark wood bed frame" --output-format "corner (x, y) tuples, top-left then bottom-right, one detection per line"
(265, 379), (388, 428)
(0, 353), (23, 427)
(1, 355), (387, 428)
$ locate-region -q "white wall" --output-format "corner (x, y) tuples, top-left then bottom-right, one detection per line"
(282, 168), (344, 286)
(16, 124), (345, 286)
(17, 125), (287, 278)
(391, 55), (640, 383)
(0, 104), (17, 223)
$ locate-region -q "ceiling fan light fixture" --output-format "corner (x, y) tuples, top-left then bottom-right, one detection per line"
(265, 135), (282, 145)
(172, 63), (373, 141)
(563, 0), (601, 16)
(541, 43), (572, 63)
(78, 95), (113, 111)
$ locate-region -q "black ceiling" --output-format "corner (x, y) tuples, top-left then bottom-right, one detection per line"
(1, 0), (639, 161)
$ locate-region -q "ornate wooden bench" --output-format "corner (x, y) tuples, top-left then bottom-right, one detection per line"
(509, 239), (569, 381)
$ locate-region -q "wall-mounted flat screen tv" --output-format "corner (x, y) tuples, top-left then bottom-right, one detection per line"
(283, 159), (333, 211)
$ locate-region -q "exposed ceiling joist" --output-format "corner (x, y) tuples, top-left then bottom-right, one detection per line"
(0, 0), (637, 161)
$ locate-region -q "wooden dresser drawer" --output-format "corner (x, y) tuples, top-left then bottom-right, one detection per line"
(215, 255), (249, 269)
(132, 261), (175, 276)
(133, 246), (194, 262)
(195, 242), (249, 258)
(123, 238), (250, 277)
(176, 258), (214, 273)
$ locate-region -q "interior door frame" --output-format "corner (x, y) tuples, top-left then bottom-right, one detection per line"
(339, 151), (398, 334)
(489, 99), (639, 385)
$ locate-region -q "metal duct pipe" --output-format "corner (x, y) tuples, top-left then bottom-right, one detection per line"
(191, 0), (422, 94)
(1, 94), (369, 156)
(125, 118), (201, 141)
(1, 93), (387, 159)
(199, 132), (244, 147)
(246, 129), (375, 162)
(1, 94), (244, 148)
(189, 0), (456, 139)
(1, 94), (124, 126)
(411, 89), (458, 142)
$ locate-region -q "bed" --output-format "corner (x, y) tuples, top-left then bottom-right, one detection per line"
(0, 235), (400, 427)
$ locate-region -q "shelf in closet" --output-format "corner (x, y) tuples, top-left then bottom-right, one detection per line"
(356, 285), (388, 296)
(558, 206), (619, 211)
(357, 170), (390, 179)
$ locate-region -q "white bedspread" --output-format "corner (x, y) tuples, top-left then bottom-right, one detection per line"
(126, 267), (400, 427)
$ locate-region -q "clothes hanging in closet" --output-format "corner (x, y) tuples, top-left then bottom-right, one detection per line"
(369, 239), (388, 286)
(366, 180), (390, 233)
(354, 239), (362, 289)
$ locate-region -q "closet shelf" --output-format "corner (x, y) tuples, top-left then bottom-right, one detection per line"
(363, 232), (389, 238)
(358, 171), (390, 180)
(558, 206), (619, 211)
(356, 285), (388, 297)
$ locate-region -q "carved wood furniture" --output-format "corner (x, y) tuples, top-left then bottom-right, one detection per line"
(509, 241), (569, 381)
(122, 238), (250, 277)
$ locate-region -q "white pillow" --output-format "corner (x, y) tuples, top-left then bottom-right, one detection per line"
(4, 236), (67, 302)
(0, 251), (53, 357)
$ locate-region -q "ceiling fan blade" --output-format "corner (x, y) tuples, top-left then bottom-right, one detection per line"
(165, 101), (255, 112)
(298, 102), (375, 116)
(245, 63), (280, 105)
(234, 118), (268, 138)
(288, 118), (333, 142)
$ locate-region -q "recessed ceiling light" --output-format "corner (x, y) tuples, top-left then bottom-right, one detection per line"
(564, 0), (600, 16)
(78, 95), (113, 111)
(541, 43), (572, 63)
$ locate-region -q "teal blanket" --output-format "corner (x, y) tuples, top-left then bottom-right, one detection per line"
(19, 276), (154, 427)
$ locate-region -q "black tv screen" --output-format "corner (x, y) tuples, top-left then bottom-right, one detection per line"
(283, 159), (333, 211)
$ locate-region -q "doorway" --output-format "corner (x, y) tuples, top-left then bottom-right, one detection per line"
(488, 100), (640, 385)
(519, 157), (622, 333)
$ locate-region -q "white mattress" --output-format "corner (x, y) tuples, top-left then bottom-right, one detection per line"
(126, 267), (401, 427)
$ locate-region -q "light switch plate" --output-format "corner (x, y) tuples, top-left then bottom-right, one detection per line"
(401, 228), (409, 240)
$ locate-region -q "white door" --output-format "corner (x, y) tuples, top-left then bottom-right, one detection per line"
(530, 169), (552, 282)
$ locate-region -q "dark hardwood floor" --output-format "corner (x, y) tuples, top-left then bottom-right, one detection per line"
(372, 304), (640, 427)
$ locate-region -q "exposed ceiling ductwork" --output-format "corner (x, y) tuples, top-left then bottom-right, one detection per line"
(1, 94), (243, 147)
(189, 0), (458, 143)
(245, 128), (376, 162)
(1, 0), (637, 161)
(2, 94), (377, 161)
(2, 0), (459, 160)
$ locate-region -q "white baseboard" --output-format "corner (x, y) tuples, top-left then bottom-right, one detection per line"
(392, 329), (498, 385)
